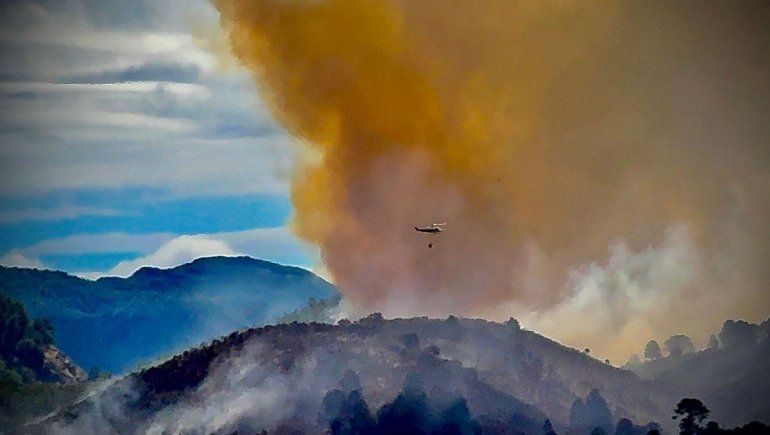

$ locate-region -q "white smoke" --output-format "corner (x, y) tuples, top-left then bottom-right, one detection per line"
(511, 225), (702, 362)
(145, 342), (337, 434)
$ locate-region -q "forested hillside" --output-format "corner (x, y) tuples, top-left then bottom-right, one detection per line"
(0, 256), (336, 373)
(0, 294), (88, 430)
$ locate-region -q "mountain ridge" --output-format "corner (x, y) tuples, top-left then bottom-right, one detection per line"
(99, 255), (319, 284)
(0, 256), (336, 374)
(39, 315), (673, 434)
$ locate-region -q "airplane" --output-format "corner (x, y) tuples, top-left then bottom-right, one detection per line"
(414, 223), (446, 234)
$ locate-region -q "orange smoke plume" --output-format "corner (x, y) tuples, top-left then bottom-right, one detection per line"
(215, 0), (770, 360)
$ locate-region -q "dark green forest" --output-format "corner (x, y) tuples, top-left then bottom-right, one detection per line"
(0, 294), (90, 430)
(0, 293), (55, 384)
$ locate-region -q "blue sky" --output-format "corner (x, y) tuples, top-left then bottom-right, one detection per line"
(0, 0), (318, 276)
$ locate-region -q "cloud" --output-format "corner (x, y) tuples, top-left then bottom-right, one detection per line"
(20, 232), (176, 256)
(63, 61), (202, 84)
(0, 135), (291, 197)
(0, 0), (288, 198)
(0, 81), (209, 97)
(77, 226), (318, 279)
(0, 205), (123, 224)
(218, 227), (320, 267)
(101, 234), (239, 278)
(0, 249), (46, 269)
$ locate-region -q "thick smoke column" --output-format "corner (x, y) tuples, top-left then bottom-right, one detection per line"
(215, 1), (770, 358)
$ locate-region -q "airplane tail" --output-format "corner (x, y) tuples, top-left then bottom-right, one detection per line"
(414, 226), (419, 231)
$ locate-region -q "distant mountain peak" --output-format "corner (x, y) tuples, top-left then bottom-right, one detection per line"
(0, 256), (336, 374)
(125, 255), (319, 281)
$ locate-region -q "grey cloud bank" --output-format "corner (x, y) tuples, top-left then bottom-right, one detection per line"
(0, 0), (290, 197)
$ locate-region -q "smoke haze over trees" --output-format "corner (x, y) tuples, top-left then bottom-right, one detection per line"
(625, 317), (770, 426)
(28, 316), (689, 433)
(31, 315), (769, 434)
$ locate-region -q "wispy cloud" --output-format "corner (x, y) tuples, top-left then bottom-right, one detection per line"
(0, 81), (210, 96)
(20, 231), (176, 257)
(76, 226), (318, 279)
(98, 234), (239, 279)
(0, 249), (46, 269)
(0, 0), (288, 198)
(63, 61), (202, 84)
(0, 205), (123, 224)
(0, 0), (313, 276)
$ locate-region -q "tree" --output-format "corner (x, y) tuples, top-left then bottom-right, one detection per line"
(14, 339), (45, 374)
(615, 418), (635, 435)
(673, 398), (710, 435)
(438, 398), (478, 434)
(29, 318), (54, 346)
(543, 419), (556, 435)
(0, 294), (56, 382)
(707, 335), (719, 351)
(644, 340), (662, 360)
(645, 422), (662, 435)
(624, 354), (641, 369)
(376, 387), (430, 434)
(0, 359), (22, 388)
(570, 399), (589, 427)
(664, 335), (694, 358)
(321, 389), (375, 435)
(584, 389), (612, 431)
(338, 368), (362, 393)
(702, 421), (721, 434)
(401, 333), (420, 350)
(0, 294), (29, 361)
(506, 317), (521, 330)
(719, 320), (758, 349)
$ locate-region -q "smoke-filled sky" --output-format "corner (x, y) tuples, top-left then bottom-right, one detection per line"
(214, 0), (770, 361)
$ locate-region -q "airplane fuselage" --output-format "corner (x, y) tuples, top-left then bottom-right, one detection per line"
(415, 226), (442, 233)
